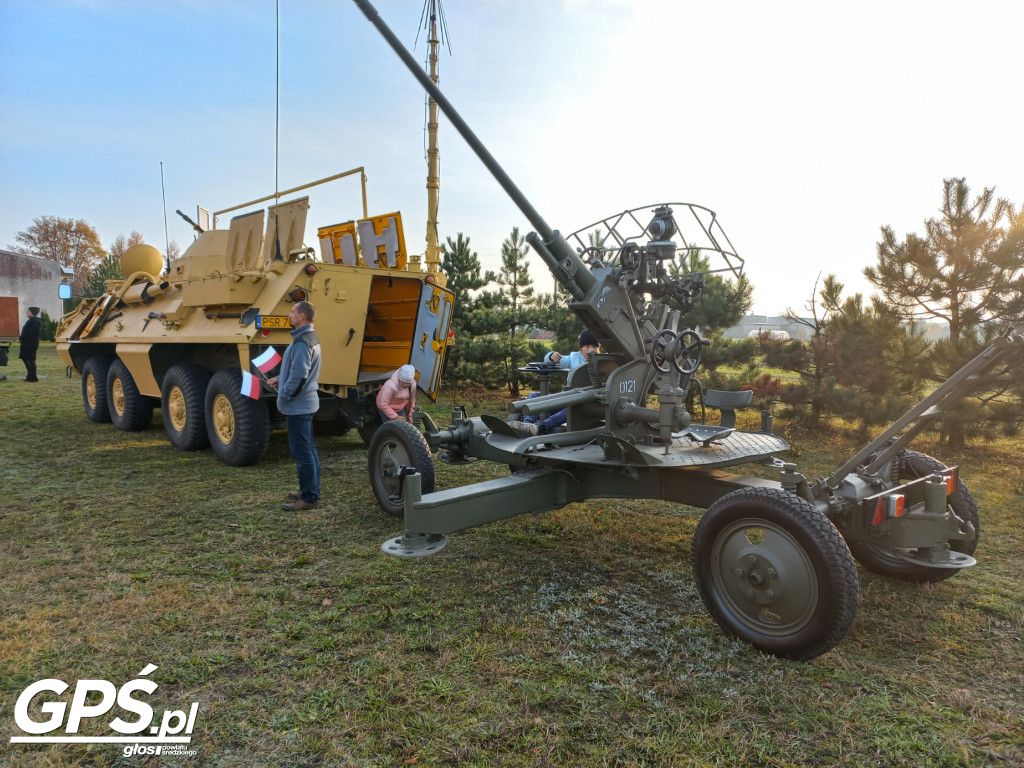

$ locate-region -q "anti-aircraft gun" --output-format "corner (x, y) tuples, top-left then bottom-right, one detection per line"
(353, 0), (1024, 659)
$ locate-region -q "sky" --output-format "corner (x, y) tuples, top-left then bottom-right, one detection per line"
(1, 0), (1022, 316)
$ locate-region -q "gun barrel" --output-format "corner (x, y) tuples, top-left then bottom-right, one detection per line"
(511, 387), (602, 416)
(353, 0), (551, 240)
(352, 0), (597, 302)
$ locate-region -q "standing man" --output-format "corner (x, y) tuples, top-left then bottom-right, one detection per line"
(19, 306), (41, 382)
(267, 300), (322, 511)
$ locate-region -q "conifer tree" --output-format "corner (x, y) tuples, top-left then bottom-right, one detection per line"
(866, 178), (1024, 446)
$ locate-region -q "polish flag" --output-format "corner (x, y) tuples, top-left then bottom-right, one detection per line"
(240, 370), (261, 400)
(252, 347), (282, 373)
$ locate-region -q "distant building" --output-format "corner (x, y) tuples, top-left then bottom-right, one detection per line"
(0, 249), (68, 338)
(916, 321), (950, 342)
(722, 314), (950, 343)
(746, 328), (790, 341)
(723, 315), (813, 341)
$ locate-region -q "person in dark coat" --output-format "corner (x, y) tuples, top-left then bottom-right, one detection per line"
(19, 306), (42, 382)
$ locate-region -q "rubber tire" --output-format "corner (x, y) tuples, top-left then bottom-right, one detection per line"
(692, 487), (859, 660)
(107, 358), (153, 432)
(204, 368), (270, 467)
(161, 364), (211, 451)
(81, 356), (114, 423)
(368, 420), (435, 517)
(847, 450), (980, 584)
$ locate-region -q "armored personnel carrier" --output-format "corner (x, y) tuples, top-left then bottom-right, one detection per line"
(55, 175), (455, 466)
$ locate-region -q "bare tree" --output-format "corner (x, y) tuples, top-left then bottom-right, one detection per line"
(12, 216), (106, 292)
(109, 231), (146, 261)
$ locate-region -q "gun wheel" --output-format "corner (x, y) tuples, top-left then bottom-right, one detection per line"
(651, 329), (676, 373)
(847, 450), (979, 584)
(368, 420), (434, 517)
(671, 329), (704, 375)
(693, 487), (859, 660)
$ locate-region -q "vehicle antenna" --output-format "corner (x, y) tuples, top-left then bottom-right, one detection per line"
(418, 0), (450, 277)
(160, 161), (170, 274)
(273, 0), (282, 260)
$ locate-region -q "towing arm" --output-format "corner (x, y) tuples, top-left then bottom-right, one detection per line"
(821, 326), (1024, 493)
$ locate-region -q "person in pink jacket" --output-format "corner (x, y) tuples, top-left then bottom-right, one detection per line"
(376, 364), (417, 423)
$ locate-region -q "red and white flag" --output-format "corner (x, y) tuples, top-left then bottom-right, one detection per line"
(240, 370), (261, 400)
(252, 347), (282, 373)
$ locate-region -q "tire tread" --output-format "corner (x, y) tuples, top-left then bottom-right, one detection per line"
(368, 420), (435, 516)
(692, 487), (859, 660)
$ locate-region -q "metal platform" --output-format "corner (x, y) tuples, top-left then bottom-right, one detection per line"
(486, 427), (789, 471)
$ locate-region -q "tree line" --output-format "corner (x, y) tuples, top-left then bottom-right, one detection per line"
(9, 216), (181, 341)
(438, 178), (1023, 449)
(11, 179), (1022, 448)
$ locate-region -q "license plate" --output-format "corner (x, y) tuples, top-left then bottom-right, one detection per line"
(257, 315), (291, 329)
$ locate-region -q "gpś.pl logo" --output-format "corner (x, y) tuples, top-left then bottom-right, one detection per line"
(9, 663), (200, 757)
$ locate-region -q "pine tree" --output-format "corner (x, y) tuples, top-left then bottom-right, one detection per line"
(778, 275), (931, 428)
(82, 254), (125, 299)
(438, 233), (497, 387)
(670, 247), (753, 336)
(865, 178), (1024, 447)
(778, 275), (845, 424)
(440, 233), (494, 326)
(465, 227), (542, 397)
(38, 311), (58, 342)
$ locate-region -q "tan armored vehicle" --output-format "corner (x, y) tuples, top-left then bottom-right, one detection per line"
(55, 175), (455, 466)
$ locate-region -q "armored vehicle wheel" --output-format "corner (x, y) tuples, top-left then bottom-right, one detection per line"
(107, 359), (153, 432)
(204, 368), (270, 466)
(81, 356), (114, 423)
(161, 364), (211, 451)
(692, 487), (859, 660)
(368, 420), (435, 517)
(847, 450), (980, 584)
(358, 410), (383, 445)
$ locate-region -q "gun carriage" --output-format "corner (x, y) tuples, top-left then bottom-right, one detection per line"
(354, 0), (1023, 658)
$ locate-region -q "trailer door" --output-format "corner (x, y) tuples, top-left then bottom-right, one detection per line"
(409, 282), (455, 400)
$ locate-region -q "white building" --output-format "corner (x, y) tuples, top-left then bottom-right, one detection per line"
(0, 249), (69, 338)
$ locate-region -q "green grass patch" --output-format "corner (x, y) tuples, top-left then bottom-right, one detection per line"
(1, 346), (1022, 766)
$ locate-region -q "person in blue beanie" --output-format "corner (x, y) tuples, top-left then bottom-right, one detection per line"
(509, 328), (599, 436)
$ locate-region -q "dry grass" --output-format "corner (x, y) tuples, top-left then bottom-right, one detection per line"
(1, 346), (1022, 767)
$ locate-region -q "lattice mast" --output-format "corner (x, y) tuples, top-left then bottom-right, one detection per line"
(421, 0), (449, 276)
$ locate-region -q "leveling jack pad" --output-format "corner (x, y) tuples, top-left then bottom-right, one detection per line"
(381, 533), (448, 558)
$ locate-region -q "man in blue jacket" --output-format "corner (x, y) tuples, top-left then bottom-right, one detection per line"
(267, 301), (322, 511)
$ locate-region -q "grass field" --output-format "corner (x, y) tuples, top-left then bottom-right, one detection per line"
(2, 346), (1022, 767)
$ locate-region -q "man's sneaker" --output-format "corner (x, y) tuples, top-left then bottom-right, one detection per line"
(507, 420), (538, 436)
(282, 499), (318, 511)
(285, 491), (302, 500)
